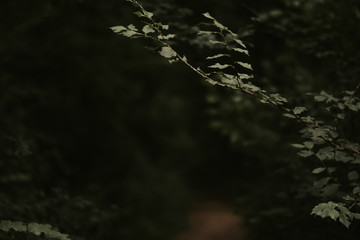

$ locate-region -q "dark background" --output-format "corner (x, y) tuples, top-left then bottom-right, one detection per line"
(1, 0), (360, 239)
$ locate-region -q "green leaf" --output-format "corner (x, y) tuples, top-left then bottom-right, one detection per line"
(0, 221), (71, 240)
(233, 38), (247, 48)
(28, 223), (71, 240)
(0, 221), (27, 232)
(353, 186), (360, 194)
(110, 25), (127, 33)
(314, 95), (327, 102)
(206, 54), (230, 59)
(209, 39), (226, 45)
(141, 9), (153, 19)
(269, 93), (288, 103)
(311, 202), (339, 220)
(208, 63), (233, 70)
(298, 150), (313, 158)
(133, 11), (144, 17)
(283, 113), (296, 119)
(214, 20), (227, 30)
(235, 62), (253, 70)
(352, 213), (360, 220)
(339, 213), (351, 228)
(316, 147), (334, 160)
(348, 171), (359, 181)
(314, 177), (331, 188)
(242, 83), (261, 92)
(220, 75), (237, 85)
(238, 73), (253, 80)
(127, 24), (138, 31)
(312, 167), (325, 174)
(197, 30), (217, 35)
(159, 47), (177, 58)
(160, 24), (169, 30)
(303, 141), (314, 149)
(232, 48), (249, 55)
(342, 195), (355, 201)
(142, 25), (155, 34)
(122, 30), (138, 37)
(203, 12), (215, 20)
(293, 106), (307, 115)
(291, 143), (305, 148)
(158, 34), (175, 40)
(335, 150), (354, 163)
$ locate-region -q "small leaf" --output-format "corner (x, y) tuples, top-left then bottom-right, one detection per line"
(232, 48), (249, 55)
(314, 177), (331, 188)
(238, 73), (253, 80)
(312, 167), (326, 174)
(293, 106), (307, 115)
(235, 62), (253, 70)
(283, 113), (296, 119)
(158, 34), (176, 40)
(335, 150), (354, 163)
(142, 25), (155, 34)
(141, 9), (153, 18)
(291, 143), (305, 148)
(269, 93), (288, 103)
(298, 150), (314, 158)
(314, 95), (327, 102)
(339, 213), (351, 228)
(197, 30), (217, 35)
(209, 39), (226, 45)
(133, 11), (144, 17)
(214, 20), (227, 30)
(122, 30), (138, 37)
(233, 38), (247, 48)
(343, 195), (355, 201)
(208, 63), (233, 70)
(159, 47), (177, 58)
(127, 24), (138, 31)
(303, 141), (314, 149)
(353, 186), (360, 194)
(206, 54), (230, 59)
(110, 25), (127, 33)
(316, 147), (335, 160)
(203, 12), (215, 20)
(161, 24), (169, 30)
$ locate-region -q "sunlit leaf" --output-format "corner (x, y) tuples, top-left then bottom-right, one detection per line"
(159, 47), (177, 58)
(142, 25), (155, 34)
(208, 63), (233, 69)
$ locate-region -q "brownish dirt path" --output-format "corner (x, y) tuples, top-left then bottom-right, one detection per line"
(174, 199), (247, 240)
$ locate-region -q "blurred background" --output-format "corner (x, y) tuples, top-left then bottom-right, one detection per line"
(1, 0), (360, 239)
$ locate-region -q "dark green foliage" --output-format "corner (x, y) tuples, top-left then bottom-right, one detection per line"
(113, 0), (360, 239)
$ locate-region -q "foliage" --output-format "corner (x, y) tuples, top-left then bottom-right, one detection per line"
(112, 0), (360, 231)
(0, 221), (70, 240)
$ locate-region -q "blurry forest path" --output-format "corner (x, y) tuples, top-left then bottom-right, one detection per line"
(174, 198), (247, 240)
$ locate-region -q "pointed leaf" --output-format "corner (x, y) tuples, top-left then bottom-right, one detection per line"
(235, 62), (253, 70)
(208, 63), (233, 70)
(233, 48), (249, 55)
(203, 12), (215, 20)
(206, 54), (230, 59)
